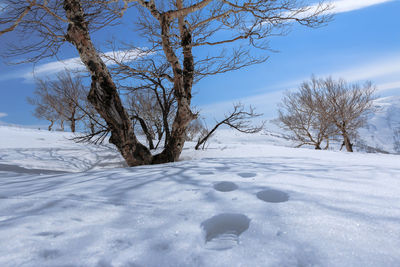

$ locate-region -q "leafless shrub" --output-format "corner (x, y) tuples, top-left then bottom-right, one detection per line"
(195, 103), (264, 150)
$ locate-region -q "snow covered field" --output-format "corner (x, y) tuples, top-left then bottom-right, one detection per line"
(0, 126), (400, 266)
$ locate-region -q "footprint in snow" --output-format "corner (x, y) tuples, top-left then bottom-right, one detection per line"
(35, 231), (64, 238)
(38, 249), (61, 260)
(198, 171), (214, 175)
(213, 181), (238, 192)
(256, 189), (289, 203)
(201, 213), (250, 250)
(238, 172), (256, 178)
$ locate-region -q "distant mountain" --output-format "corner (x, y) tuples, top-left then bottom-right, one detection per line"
(357, 96), (400, 154)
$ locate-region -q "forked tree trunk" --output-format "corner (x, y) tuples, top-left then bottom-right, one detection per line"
(342, 131), (353, 152)
(152, 13), (196, 163)
(63, 0), (152, 166)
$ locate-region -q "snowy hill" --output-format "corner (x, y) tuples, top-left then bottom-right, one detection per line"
(358, 96), (400, 154)
(264, 96), (400, 154)
(0, 126), (400, 266)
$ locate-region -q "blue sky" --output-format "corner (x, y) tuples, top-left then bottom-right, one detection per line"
(0, 0), (399, 127)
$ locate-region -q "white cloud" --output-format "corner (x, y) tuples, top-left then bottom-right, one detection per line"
(321, 55), (400, 92)
(0, 112), (7, 118)
(376, 80), (400, 92)
(297, 0), (394, 18)
(23, 49), (143, 80)
(0, 49), (144, 82)
(329, 0), (395, 14)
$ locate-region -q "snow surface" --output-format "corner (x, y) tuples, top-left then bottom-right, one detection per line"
(1, 126), (400, 266)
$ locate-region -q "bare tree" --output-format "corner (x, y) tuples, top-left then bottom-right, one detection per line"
(52, 71), (87, 132)
(1, 0), (331, 166)
(277, 76), (376, 152)
(27, 96), (59, 131)
(28, 71), (87, 132)
(195, 103), (264, 150)
(27, 78), (66, 131)
(317, 78), (376, 152)
(276, 79), (337, 149)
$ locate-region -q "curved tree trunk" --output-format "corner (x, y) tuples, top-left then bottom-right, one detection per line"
(63, 0), (152, 166)
(48, 120), (54, 131)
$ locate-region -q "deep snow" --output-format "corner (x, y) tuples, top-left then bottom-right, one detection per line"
(0, 126), (400, 266)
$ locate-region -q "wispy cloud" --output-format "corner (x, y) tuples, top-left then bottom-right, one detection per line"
(0, 112), (8, 118)
(329, 0), (395, 14)
(0, 49), (144, 82)
(323, 55), (400, 92)
(200, 53), (400, 120)
(296, 0), (394, 19)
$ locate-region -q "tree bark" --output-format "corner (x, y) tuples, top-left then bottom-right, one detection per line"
(48, 120), (54, 131)
(70, 117), (76, 133)
(63, 0), (152, 166)
(342, 131), (353, 152)
(152, 12), (196, 163)
(132, 116), (155, 150)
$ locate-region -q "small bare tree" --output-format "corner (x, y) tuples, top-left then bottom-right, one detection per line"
(277, 79), (337, 149)
(318, 78), (376, 152)
(277, 76), (376, 152)
(195, 103), (264, 150)
(27, 96), (59, 131)
(27, 78), (66, 131)
(28, 71), (87, 132)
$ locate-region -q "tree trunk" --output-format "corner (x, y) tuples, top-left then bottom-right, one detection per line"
(324, 138), (329, 150)
(63, 0), (152, 166)
(60, 120), (64, 131)
(342, 131), (353, 152)
(163, 108), (171, 147)
(90, 121), (95, 135)
(48, 120), (54, 131)
(152, 13), (196, 163)
(70, 118), (76, 133)
(195, 121), (223, 150)
(132, 116), (155, 150)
